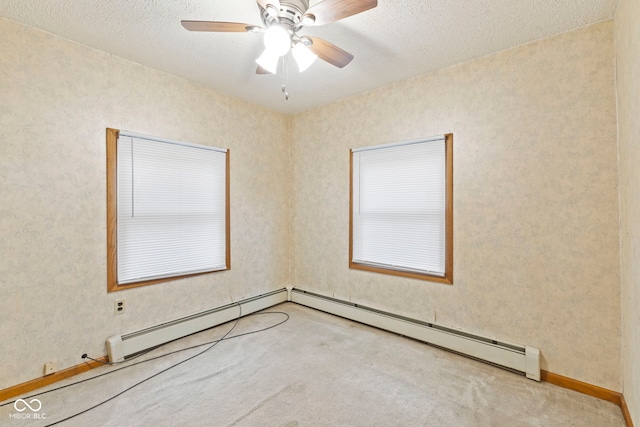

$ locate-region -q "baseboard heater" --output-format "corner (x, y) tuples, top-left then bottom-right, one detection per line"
(290, 288), (540, 381)
(106, 288), (287, 363)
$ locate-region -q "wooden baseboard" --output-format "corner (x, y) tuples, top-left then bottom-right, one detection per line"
(0, 356), (108, 402)
(1, 363), (634, 427)
(541, 370), (621, 405)
(541, 370), (635, 427)
(621, 394), (635, 427)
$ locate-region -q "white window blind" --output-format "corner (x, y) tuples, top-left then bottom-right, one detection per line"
(352, 136), (446, 276)
(117, 132), (227, 285)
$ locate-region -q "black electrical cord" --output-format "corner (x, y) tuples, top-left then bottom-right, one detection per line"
(42, 302), (242, 426)
(0, 308), (289, 426)
(83, 310), (290, 367)
(0, 310), (289, 408)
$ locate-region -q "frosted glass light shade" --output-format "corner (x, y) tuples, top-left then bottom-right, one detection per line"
(256, 49), (280, 74)
(292, 42), (317, 72)
(263, 25), (291, 56)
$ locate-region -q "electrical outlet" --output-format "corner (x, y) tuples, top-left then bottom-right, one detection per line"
(44, 362), (56, 375)
(114, 299), (125, 315)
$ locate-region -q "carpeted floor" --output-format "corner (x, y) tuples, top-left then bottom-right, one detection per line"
(0, 302), (626, 426)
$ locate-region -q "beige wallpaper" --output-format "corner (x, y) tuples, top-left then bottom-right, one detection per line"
(0, 14), (625, 397)
(616, 0), (640, 422)
(291, 21), (621, 390)
(0, 17), (290, 390)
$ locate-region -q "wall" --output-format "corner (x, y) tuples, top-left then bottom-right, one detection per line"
(291, 21), (620, 390)
(616, 0), (640, 422)
(0, 17), (290, 390)
(0, 14), (625, 396)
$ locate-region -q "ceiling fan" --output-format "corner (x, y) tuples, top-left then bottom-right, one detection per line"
(181, 0), (378, 75)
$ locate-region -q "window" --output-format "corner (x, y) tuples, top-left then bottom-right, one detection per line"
(107, 128), (230, 292)
(350, 134), (453, 283)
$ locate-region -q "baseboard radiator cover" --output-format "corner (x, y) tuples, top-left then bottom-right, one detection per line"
(106, 288), (287, 362)
(291, 288), (540, 381)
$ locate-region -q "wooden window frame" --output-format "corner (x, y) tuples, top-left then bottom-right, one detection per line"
(106, 128), (231, 292)
(349, 133), (453, 284)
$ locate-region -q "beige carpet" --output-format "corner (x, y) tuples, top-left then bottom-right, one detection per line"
(0, 302), (625, 426)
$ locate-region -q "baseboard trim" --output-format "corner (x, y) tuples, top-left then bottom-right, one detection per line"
(2, 290), (287, 403)
(0, 356), (108, 402)
(537, 371), (634, 427)
(621, 393), (635, 427)
(0, 317), (634, 427)
(541, 370), (621, 405)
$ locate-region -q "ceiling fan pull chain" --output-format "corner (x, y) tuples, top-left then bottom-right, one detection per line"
(281, 55), (290, 100)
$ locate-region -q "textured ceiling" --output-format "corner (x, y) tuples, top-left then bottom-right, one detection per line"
(0, 0), (617, 114)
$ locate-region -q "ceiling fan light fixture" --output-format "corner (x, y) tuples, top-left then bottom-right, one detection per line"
(263, 25), (291, 56)
(182, 0), (376, 78)
(292, 42), (317, 72)
(256, 49), (280, 74)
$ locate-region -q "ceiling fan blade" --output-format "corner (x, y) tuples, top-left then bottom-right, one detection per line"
(256, 0), (281, 12)
(181, 21), (258, 32)
(256, 65), (273, 74)
(307, 37), (354, 68)
(303, 0), (377, 26)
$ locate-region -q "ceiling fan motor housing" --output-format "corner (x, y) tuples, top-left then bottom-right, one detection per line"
(261, 0), (310, 28)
